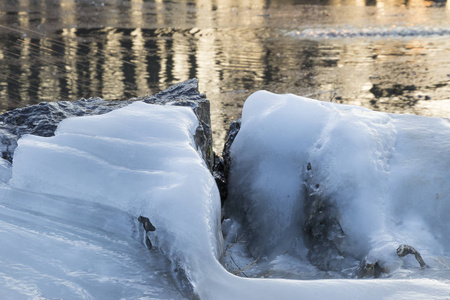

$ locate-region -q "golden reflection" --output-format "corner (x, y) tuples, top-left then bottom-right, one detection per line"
(62, 28), (78, 100)
(88, 41), (101, 97)
(404, 40), (427, 56)
(156, 37), (169, 90)
(131, 0), (144, 28)
(173, 32), (191, 82)
(156, 0), (167, 27)
(196, 27), (224, 149)
(102, 28), (125, 100)
(60, 0), (76, 25)
(19, 37), (31, 102)
(1, 0), (450, 148)
(18, 1), (31, 103)
(38, 38), (61, 102)
(376, 0), (385, 16)
(131, 28), (151, 96)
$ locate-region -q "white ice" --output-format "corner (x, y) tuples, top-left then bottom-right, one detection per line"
(1, 99), (450, 299)
(227, 91), (450, 292)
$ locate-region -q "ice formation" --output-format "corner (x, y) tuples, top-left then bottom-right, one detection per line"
(1, 96), (450, 299)
(227, 91), (450, 282)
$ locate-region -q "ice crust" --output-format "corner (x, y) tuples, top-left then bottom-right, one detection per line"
(227, 91), (450, 280)
(1, 99), (450, 299)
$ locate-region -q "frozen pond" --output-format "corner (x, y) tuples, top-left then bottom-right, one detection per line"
(0, 0), (450, 151)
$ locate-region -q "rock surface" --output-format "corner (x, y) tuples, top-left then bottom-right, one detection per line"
(303, 162), (355, 272)
(0, 98), (132, 161)
(215, 119), (241, 206)
(0, 78), (214, 171)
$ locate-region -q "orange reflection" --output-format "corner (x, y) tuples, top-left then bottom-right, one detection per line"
(0, 0), (449, 151)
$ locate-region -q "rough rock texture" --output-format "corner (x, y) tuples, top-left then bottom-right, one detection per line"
(215, 120), (241, 206)
(141, 78), (214, 172)
(303, 162), (353, 272)
(222, 120), (241, 181)
(0, 98), (132, 161)
(0, 78), (214, 172)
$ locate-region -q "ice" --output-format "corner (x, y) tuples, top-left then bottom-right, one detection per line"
(0, 158), (11, 183)
(2, 101), (220, 299)
(227, 91), (450, 282)
(2, 99), (450, 299)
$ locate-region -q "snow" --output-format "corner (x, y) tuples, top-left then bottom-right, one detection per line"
(1, 99), (450, 299)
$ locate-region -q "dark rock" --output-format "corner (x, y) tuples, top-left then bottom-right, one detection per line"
(138, 216), (156, 232)
(213, 154), (228, 207)
(215, 119), (241, 207)
(142, 78), (214, 172)
(145, 235), (153, 250)
(303, 162), (355, 272)
(397, 244), (428, 268)
(0, 98), (132, 161)
(356, 259), (386, 278)
(222, 120), (241, 182)
(0, 79), (214, 172)
(138, 215), (156, 250)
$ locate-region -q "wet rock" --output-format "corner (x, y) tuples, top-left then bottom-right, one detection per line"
(222, 120), (241, 182)
(215, 120), (241, 206)
(138, 216), (156, 250)
(138, 216), (156, 232)
(303, 162), (351, 272)
(0, 98), (131, 161)
(213, 154), (228, 207)
(355, 259), (388, 278)
(142, 78), (214, 172)
(397, 244), (428, 268)
(0, 79), (214, 171)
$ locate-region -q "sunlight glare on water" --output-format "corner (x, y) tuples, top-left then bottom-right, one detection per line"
(0, 0), (449, 150)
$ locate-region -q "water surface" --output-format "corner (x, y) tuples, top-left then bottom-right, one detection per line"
(0, 0), (450, 151)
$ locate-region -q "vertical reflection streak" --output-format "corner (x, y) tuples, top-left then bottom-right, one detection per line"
(157, 38), (168, 90)
(89, 41), (100, 97)
(131, 28), (150, 97)
(196, 28), (223, 149)
(102, 28), (125, 100)
(62, 28), (78, 100)
(18, 7), (30, 103)
(19, 37), (31, 103)
(173, 32), (190, 82)
(38, 37), (61, 102)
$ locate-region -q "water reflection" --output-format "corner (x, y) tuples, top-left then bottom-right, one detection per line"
(0, 0), (449, 151)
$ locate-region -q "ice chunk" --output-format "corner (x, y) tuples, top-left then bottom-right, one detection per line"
(227, 90), (450, 278)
